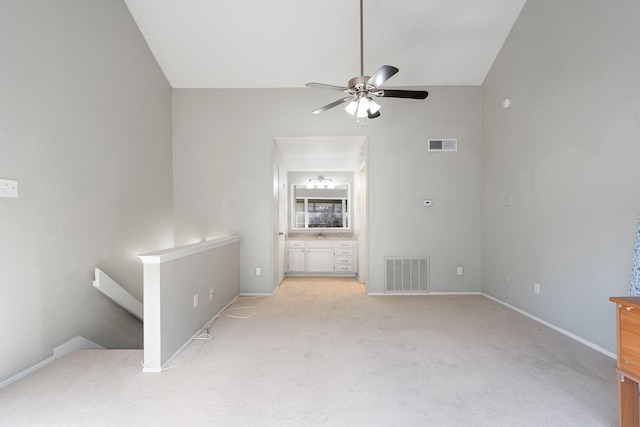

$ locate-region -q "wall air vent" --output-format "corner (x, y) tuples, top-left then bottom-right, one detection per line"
(428, 139), (458, 152)
(385, 257), (430, 293)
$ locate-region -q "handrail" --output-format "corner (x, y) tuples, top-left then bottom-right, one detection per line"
(138, 235), (241, 264)
(93, 268), (143, 321)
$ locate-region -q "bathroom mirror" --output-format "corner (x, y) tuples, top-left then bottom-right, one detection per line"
(290, 183), (350, 230)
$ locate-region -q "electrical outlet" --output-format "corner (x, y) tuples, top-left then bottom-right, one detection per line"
(534, 282), (540, 295)
(209, 288), (214, 300)
(456, 266), (463, 276)
(255, 267), (261, 276)
(0, 178), (18, 198)
(193, 294), (199, 308)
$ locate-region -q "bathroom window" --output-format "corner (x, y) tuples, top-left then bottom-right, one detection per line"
(295, 199), (348, 228)
(291, 184), (350, 230)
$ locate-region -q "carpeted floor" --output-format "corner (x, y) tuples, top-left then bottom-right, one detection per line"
(0, 277), (617, 426)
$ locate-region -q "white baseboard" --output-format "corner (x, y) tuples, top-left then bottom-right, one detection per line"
(367, 291), (482, 296)
(0, 336), (104, 389)
(0, 356), (55, 389)
(53, 336), (105, 358)
(366, 290), (615, 359)
(482, 293), (616, 359)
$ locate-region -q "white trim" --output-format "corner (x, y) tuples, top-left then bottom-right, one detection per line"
(93, 268), (143, 321)
(0, 356), (54, 389)
(482, 293), (616, 359)
(138, 235), (240, 265)
(53, 336), (104, 358)
(0, 336), (104, 388)
(367, 291), (482, 296)
(365, 290), (616, 359)
(285, 273), (356, 278)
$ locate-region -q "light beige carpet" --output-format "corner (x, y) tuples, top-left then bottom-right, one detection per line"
(0, 277), (617, 426)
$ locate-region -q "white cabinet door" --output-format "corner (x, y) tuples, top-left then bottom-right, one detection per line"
(306, 249), (335, 272)
(287, 248), (306, 272)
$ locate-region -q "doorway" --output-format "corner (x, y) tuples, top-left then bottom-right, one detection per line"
(272, 136), (368, 291)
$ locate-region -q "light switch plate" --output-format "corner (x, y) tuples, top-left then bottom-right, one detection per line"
(0, 179), (18, 198)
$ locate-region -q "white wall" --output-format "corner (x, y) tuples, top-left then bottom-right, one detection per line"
(172, 86), (482, 294)
(481, 0), (640, 353)
(0, 0), (173, 382)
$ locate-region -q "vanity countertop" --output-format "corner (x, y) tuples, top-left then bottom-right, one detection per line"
(285, 233), (356, 241)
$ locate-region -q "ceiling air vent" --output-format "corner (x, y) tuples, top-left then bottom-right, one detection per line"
(428, 139), (458, 152)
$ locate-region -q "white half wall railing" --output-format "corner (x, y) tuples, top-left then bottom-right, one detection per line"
(93, 268), (143, 321)
(138, 235), (241, 372)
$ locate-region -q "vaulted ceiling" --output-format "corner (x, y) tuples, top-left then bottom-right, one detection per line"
(123, 0), (527, 89)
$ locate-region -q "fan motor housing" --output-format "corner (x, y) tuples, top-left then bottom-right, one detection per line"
(348, 75), (371, 91)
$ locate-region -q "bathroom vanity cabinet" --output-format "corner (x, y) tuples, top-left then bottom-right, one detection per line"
(305, 240), (335, 273)
(287, 241), (306, 273)
(286, 239), (357, 276)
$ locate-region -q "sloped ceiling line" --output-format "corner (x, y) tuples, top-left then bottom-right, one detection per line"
(123, 0), (527, 89)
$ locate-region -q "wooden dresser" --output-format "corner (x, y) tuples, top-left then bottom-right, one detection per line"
(610, 296), (640, 426)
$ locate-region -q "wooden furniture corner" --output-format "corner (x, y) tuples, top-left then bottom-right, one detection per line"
(610, 296), (640, 426)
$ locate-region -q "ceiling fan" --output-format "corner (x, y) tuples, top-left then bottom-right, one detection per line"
(306, 0), (429, 122)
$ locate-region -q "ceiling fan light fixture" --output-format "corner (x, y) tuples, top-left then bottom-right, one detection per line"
(368, 99), (380, 114)
(355, 97), (371, 118)
(345, 99), (358, 116)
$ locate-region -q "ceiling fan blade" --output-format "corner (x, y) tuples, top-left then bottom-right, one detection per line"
(366, 65), (399, 88)
(312, 97), (353, 114)
(367, 109), (381, 119)
(377, 89), (429, 99)
(306, 83), (348, 92)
